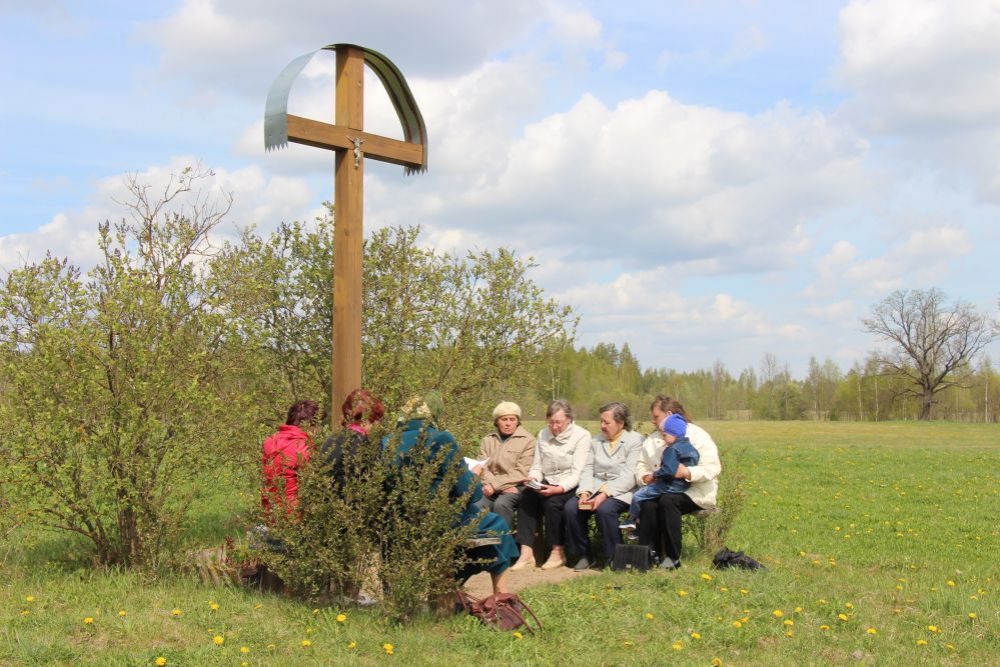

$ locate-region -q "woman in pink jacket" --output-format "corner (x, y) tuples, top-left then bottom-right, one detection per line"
(261, 400), (321, 511)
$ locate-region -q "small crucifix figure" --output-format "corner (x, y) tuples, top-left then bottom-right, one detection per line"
(265, 43), (428, 417)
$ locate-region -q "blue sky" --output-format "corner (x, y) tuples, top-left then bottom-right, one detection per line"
(2, 0), (999, 377)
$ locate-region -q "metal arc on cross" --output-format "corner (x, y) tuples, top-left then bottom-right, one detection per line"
(264, 43), (428, 417)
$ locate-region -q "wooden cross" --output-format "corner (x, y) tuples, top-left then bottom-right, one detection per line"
(265, 44), (428, 417)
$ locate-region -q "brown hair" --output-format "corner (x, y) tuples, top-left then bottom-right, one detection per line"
(650, 394), (693, 422)
(598, 401), (632, 431)
(341, 388), (386, 426)
(546, 398), (574, 420)
(285, 399), (320, 427)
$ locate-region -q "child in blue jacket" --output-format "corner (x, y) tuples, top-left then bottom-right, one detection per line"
(624, 414), (700, 525)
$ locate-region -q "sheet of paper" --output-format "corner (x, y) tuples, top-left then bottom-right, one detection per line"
(463, 456), (489, 471)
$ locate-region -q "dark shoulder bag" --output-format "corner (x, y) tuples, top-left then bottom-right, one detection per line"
(456, 591), (542, 633)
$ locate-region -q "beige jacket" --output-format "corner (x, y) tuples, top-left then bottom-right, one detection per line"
(635, 422), (721, 509)
(528, 422), (592, 491)
(477, 425), (536, 492)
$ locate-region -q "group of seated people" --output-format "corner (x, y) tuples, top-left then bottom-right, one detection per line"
(260, 391), (721, 596)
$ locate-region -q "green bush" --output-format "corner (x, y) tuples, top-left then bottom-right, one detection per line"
(261, 424), (480, 622)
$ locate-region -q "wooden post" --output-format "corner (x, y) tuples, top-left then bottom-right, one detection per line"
(332, 46), (365, 419)
(264, 44), (427, 422)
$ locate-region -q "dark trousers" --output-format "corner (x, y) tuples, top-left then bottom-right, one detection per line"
(637, 492), (700, 562)
(481, 487), (521, 532)
(565, 496), (629, 562)
(516, 487), (575, 548)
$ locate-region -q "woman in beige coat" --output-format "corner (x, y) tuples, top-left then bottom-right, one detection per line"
(475, 401), (536, 531)
(510, 399), (591, 571)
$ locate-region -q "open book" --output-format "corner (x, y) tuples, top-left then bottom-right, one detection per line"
(525, 479), (546, 490)
(463, 456), (489, 472)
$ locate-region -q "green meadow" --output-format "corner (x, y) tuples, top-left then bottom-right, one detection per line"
(3, 421), (997, 666)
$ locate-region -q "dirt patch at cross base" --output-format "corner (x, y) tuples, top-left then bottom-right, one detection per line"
(463, 564), (598, 598)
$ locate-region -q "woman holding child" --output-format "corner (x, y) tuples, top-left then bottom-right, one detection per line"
(564, 402), (642, 571)
(511, 399), (591, 571)
(634, 395), (721, 570)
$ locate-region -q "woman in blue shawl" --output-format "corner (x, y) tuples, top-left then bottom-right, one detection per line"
(387, 392), (518, 594)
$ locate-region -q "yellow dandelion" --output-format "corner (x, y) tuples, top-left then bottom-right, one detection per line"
(20, 610), (29, 616)
(945, 644), (955, 651)
(254, 603), (263, 610)
(732, 620), (742, 628)
(794, 607), (802, 613)
(118, 610), (127, 617)
(947, 580), (955, 587)
(645, 612), (654, 620)
(740, 589), (749, 595)
(819, 624), (831, 630)
(845, 602), (854, 609)
(83, 617), (94, 625)
(784, 619), (794, 627)
(623, 641), (634, 647)
(916, 639), (927, 646)
(690, 632), (701, 639)
(513, 631), (523, 639)
(672, 640), (683, 650)
(242, 663), (249, 667)
(711, 658), (723, 667)
(773, 609), (784, 618)
(817, 598), (827, 604)
(25, 596), (35, 603)
(838, 613), (849, 621)
(677, 590), (688, 597)
(383, 643), (394, 655)
(266, 644), (276, 650)
(866, 627), (877, 635)
(171, 609), (182, 617)
(701, 573), (713, 581)
(719, 586), (729, 592)
(301, 639), (312, 647)
(927, 625), (940, 633)
(337, 613), (347, 623)
(348, 641), (357, 650)
(209, 602), (219, 611)
(213, 635), (224, 646)
(968, 613), (977, 620)
(785, 630), (794, 637)
(240, 646), (249, 654)
(155, 658), (167, 666)
(312, 608), (320, 615)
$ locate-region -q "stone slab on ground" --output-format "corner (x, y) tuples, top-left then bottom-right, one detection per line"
(463, 564), (598, 598)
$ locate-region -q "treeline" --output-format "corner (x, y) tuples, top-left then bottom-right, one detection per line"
(517, 343), (1000, 423)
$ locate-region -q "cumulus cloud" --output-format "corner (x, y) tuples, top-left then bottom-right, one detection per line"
(0, 158), (315, 271)
(804, 226), (972, 299)
(554, 267), (808, 370)
(137, 0), (543, 100)
(836, 0), (1000, 200)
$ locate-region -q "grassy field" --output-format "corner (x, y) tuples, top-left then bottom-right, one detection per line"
(2, 421), (997, 666)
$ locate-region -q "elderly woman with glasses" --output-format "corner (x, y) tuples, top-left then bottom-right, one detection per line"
(510, 399), (592, 571)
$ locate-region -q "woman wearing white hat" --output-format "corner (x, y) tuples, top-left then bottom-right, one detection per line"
(474, 401), (537, 531)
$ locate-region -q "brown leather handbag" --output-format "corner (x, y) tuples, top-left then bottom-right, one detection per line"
(456, 591), (542, 633)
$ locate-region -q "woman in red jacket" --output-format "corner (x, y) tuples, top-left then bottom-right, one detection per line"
(261, 400), (320, 511)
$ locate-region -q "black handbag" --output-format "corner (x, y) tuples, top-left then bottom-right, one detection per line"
(611, 543), (654, 571)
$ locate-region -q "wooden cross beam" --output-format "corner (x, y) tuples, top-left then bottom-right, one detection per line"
(265, 44), (428, 418)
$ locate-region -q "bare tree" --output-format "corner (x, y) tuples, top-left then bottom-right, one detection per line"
(862, 288), (998, 420)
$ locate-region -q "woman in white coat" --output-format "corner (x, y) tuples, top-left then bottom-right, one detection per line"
(510, 399), (591, 570)
(634, 395), (721, 569)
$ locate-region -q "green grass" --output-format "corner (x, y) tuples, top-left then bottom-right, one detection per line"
(2, 421), (997, 666)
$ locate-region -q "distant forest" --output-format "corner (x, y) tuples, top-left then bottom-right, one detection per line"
(516, 342), (1000, 423)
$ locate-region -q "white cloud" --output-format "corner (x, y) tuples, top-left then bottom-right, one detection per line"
(0, 158), (315, 271)
(804, 226), (972, 299)
(724, 25), (767, 64)
(836, 0), (1000, 200)
(138, 0), (542, 100)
